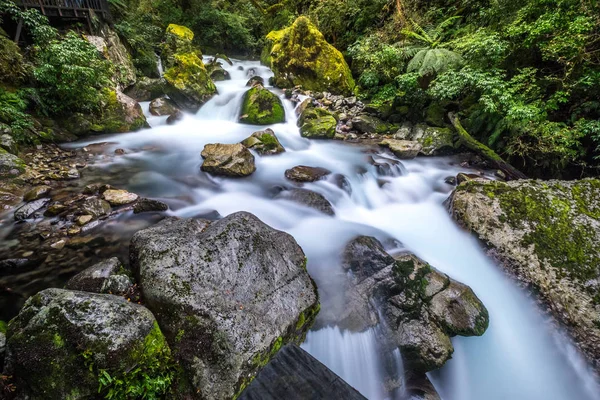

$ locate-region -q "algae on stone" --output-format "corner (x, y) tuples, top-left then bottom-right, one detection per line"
(263, 16), (355, 95)
(164, 52), (217, 111)
(298, 106), (337, 139)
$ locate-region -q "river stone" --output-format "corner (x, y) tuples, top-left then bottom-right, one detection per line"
(80, 197), (111, 218)
(380, 139), (423, 160)
(332, 236), (489, 373)
(239, 85), (285, 125)
(0, 148), (25, 176)
(130, 212), (319, 399)
(276, 189), (334, 215)
(65, 257), (123, 293)
(102, 189), (139, 206)
(246, 76), (264, 87)
(449, 178), (600, 370)
(241, 128), (285, 155)
(239, 344), (366, 400)
(133, 198), (169, 214)
(14, 198), (50, 221)
(0, 133), (18, 154)
(124, 77), (166, 102)
(149, 97), (179, 116)
(0, 181), (25, 210)
(3, 288), (173, 400)
(395, 124), (456, 156)
(352, 115), (397, 135)
(166, 110), (184, 125)
(23, 185), (52, 202)
(285, 165), (331, 182)
(298, 106), (337, 139)
(201, 143), (256, 177)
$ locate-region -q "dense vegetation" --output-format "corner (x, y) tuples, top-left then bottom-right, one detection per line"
(1, 0), (599, 177)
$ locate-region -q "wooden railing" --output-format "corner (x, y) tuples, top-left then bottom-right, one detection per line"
(17, 0), (110, 20)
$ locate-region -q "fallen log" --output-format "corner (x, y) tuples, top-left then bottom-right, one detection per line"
(449, 112), (527, 180)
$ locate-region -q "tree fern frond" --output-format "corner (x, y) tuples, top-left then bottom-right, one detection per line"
(407, 49), (428, 73)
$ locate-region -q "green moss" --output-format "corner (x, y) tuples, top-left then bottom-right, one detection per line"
(265, 16), (355, 95)
(164, 52), (217, 110)
(259, 133), (279, 149)
(239, 86), (285, 125)
(0, 320), (6, 334)
(298, 107), (337, 139)
(166, 24), (194, 41)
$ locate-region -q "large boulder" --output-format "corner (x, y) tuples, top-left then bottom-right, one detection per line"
(130, 213), (320, 399)
(124, 77), (166, 102)
(149, 97), (179, 116)
(298, 106), (337, 139)
(93, 89), (148, 134)
(394, 123), (456, 156)
(449, 178), (600, 369)
(201, 143), (256, 177)
(3, 288), (174, 399)
(164, 52), (217, 111)
(329, 236), (488, 373)
(86, 24), (136, 89)
(241, 128), (285, 155)
(239, 85), (285, 125)
(263, 16), (355, 96)
(162, 24), (197, 69)
(352, 115), (397, 135)
(380, 139), (423, 160)
(239, 344), (366, 400)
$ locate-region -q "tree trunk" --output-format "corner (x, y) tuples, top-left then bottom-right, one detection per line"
(449, 112), (527, 180)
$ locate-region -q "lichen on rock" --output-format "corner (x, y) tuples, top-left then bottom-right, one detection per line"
(263, 16), (355, 95)
(449, 178), (600, 369)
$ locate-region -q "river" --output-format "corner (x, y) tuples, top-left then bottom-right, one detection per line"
(6, 58), (600, 399)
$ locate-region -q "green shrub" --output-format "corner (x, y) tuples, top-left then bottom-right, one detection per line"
(33, 31), (113, 116)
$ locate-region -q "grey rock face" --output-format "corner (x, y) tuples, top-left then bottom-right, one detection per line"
(285, 165), (331, 182)
(133, 198), (169, 214)
(3, 288), (171, 400)
(380, 139), (423, 160)
(149, 97), (179, 116)
(394, 123), (456, 156)
(14, 198), (50, 221)
(276, 189), (334, 215)
(130, 212), (319, 399)
(239, 344), (366, 400)
(65, 257), (131, 295)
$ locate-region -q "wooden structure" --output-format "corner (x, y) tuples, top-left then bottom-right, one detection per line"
(13, 0), (111, 41)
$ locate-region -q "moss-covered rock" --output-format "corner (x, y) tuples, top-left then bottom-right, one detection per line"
(395, 123), (457, 156)
(0, 34), (26, 85)
(124, 77), (166, 102)
(239, 85), (285, 125)
(298, 106), (337, 139)
(449, 178), (600, 370)
(352, 114), (398, 135)
(164, 52), (217, 111)
(263, 16), (355, 95)
(162, 24), (197, 70)
(3, 288), (174, 399)
(206, 61), (231, 81)
(242, 128), (285, 155)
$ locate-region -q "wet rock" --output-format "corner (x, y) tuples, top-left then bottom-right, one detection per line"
(444, 176), (457, 185)
(80, 197), (111, 218)
(285, 165), (331, 182)
(0, 258), (39, 277)
(352, 115), (397, 135)
(44, 203), (67, 216)
(0, 181), (25, 210)
(207, 62), (231, 81)
(239, 85), (285, 125)
(166, 110), (184, 125)
(0, 148), (26, 176)
(201, 143), (256, 177)
(242, 128), (285, 155)
(380, 139), (423, 160)
(276, 189), (335, 215)
(133, 198), (169, 214)
(130, 213), (319, 399)
(114, 148), (126, 155)
(395, 124), (456, 156)
(263, 16), (355, 95)
(23, 185), (52, 202)
(0, 133), (18, 155)
(246, 76), (265, 87)
(456, 173), (483, 184)
(333, 236), (489, 373)
(449, 178), (600, 370)
(76, 214), (93, 226)
(298, 106), (337, 139)
(103, 189), (139, 206)
(124, 77), (166, 102)
(3, 288), (173, 399)
(149, 97), (179, 116)
(65, 257), (131, 295)
(239, 344), (366, 400)
(14, 198), (50, 221)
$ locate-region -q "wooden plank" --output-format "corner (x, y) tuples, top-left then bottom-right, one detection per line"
(13, 18), (23, 43)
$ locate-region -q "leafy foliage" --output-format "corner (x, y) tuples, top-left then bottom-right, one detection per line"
(0, 88), (34, 142)
(33, 32), (113, 116)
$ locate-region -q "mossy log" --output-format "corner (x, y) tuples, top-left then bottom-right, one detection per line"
(449, 112), (527, 180)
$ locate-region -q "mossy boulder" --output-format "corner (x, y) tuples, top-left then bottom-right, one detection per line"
(239, 85), (285, 125)
(0, 34), (26, 85)
(164, 52), (217, 111)
(162, 24), (197, 70)
(449, 178), (600, 370)
(263, 16), (355, 95)
(242, 128), (285, 155)
(0, 148), (26, 177)
(124, 77), (166, 102)
(65, 257), (132, 296)
(95, 89), (148, 133)
(130, 213), (319, 399)
(298, 106), (337, 139)
(206, 62), (231, 81)
(149, 97), (179, 116)
(352, 115), (397, 135)
(395, 123), (457, 156)
(3, 288), (174, 399)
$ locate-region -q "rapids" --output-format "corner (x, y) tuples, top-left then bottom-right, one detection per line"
(30, 58), (600, 399)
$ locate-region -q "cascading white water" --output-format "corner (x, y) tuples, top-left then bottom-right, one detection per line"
(64, 58), (600, 399)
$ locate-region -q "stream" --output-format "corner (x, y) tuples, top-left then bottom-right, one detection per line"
(5, 58), (600, 399)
